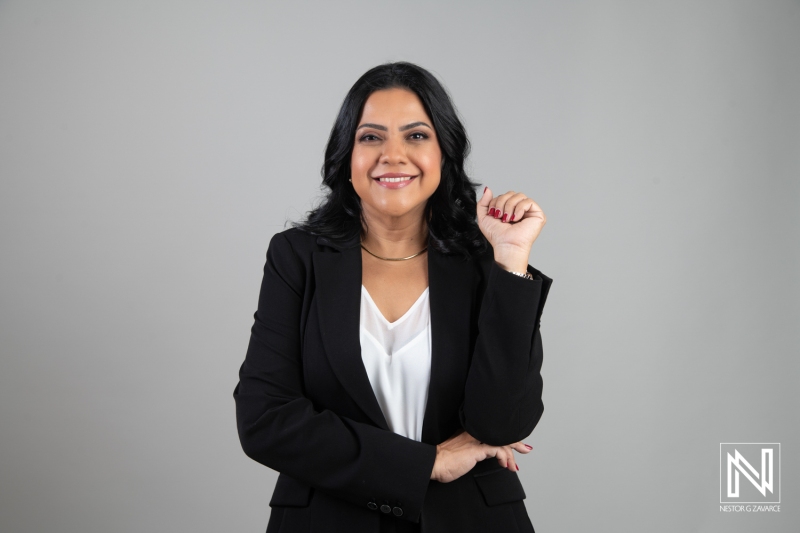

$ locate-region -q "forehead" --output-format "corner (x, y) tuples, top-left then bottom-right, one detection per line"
(359, 88), (431, 123)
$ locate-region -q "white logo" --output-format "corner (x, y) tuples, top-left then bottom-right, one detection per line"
(727, 448), (773, 497)
(720, 443), (780, 504)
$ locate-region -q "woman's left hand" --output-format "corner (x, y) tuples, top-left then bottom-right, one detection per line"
(492, 441), (533, 473)
(477, 187), (546, 254)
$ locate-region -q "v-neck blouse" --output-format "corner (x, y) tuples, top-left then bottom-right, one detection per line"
(359, 285), (432, 442)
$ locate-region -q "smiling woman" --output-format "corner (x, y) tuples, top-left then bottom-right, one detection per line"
(233, 62), (553, 533)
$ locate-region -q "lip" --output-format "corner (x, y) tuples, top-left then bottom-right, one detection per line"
(373, 173), (415, 178)
(372, 173), (418, 189)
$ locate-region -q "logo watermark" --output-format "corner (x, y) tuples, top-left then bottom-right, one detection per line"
(719, 443), (780, 513)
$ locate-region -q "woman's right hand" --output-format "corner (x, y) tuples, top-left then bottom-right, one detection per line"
(430, 430), (532, 483)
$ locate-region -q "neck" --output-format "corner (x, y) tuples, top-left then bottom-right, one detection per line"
(360, 207), (428, 258)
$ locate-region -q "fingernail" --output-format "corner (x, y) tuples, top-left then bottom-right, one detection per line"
(501, 213), (508, 222)
(495, 210), (501, 219)
(489, 207), (495, 216)
(510, 214), (515, 222)
(516, 465), (520, 471)
(483, 186), (487, 194)
(524, 444), (532, 450)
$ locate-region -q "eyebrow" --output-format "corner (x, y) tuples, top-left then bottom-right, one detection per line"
(356, 121), (433, 132)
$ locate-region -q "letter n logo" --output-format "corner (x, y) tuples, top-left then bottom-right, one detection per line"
(720, 443), (780, 504)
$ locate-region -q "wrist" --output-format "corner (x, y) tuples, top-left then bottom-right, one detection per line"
(493, 244), (530, 273)
(431, 445), (441, 480)
(494, 256), (529, 274)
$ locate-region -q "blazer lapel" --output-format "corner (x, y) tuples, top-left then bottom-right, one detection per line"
(313, 235), (478, 444)
(313, 235), (390, 430)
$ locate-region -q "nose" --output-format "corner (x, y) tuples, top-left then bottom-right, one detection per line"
(379, 135), (406, 165)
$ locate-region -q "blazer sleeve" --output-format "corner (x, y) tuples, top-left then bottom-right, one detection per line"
(233, 232), (437, 523)
(459, 260), (553, 446)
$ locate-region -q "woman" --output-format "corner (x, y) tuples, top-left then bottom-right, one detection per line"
(234, 62), (553, 533)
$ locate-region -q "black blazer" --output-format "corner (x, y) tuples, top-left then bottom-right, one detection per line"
(233, 227), (553, 533)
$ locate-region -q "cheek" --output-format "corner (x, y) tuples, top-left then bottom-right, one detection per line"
(350, 148), (373, 175)
(418, 149), (442, 178)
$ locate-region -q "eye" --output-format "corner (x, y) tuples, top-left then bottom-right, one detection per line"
(408, 132), (428, 140)
(358, 133), (381, 142)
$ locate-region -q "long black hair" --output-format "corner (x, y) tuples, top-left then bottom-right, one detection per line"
(291, 61), (488, 259)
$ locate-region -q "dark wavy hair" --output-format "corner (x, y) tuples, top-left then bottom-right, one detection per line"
(291, 61), (488, 259)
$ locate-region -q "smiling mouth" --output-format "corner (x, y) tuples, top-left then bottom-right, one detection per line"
(373, 176), (417, 182)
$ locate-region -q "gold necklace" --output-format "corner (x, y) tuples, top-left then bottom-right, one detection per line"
(360, 240), (428, 261)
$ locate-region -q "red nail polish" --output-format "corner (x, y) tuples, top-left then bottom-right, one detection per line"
(495, 210), (501, 219)
(524, 444), (532, 450)
(510, 214), (515, 221)
(489, 207), (495, 216)
(483, 186), (487, 193)
(516, 465), (519, 471)
(502, 213), (508, 222)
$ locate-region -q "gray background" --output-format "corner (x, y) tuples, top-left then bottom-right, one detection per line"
(1, 1), (797, 531)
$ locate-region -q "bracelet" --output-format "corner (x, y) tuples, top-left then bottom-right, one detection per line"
(507, 270), (534, 280)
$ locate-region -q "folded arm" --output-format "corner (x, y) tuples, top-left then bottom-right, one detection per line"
(459, 260), (553, 446)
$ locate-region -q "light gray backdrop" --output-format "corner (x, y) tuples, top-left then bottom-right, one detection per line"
(1, 1), (797, 532)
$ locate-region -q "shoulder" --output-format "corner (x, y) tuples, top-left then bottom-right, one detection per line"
(261, 228), (320, 293)
(271, 228), (319, 250)
(269, 227), (320, 257)
(262, 228), (319, 282)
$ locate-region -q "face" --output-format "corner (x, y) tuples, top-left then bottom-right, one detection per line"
(350, 88), (442, 223)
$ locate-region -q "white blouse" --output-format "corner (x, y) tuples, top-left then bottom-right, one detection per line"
(359, 285), (432, 442)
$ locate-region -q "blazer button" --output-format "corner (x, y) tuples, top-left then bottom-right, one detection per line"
(392, 506), (403, 517)
(367, 502), (378, 511)
(380, 504), (391, 514)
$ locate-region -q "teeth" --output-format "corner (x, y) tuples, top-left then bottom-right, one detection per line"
(378, 177), (413, 182)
